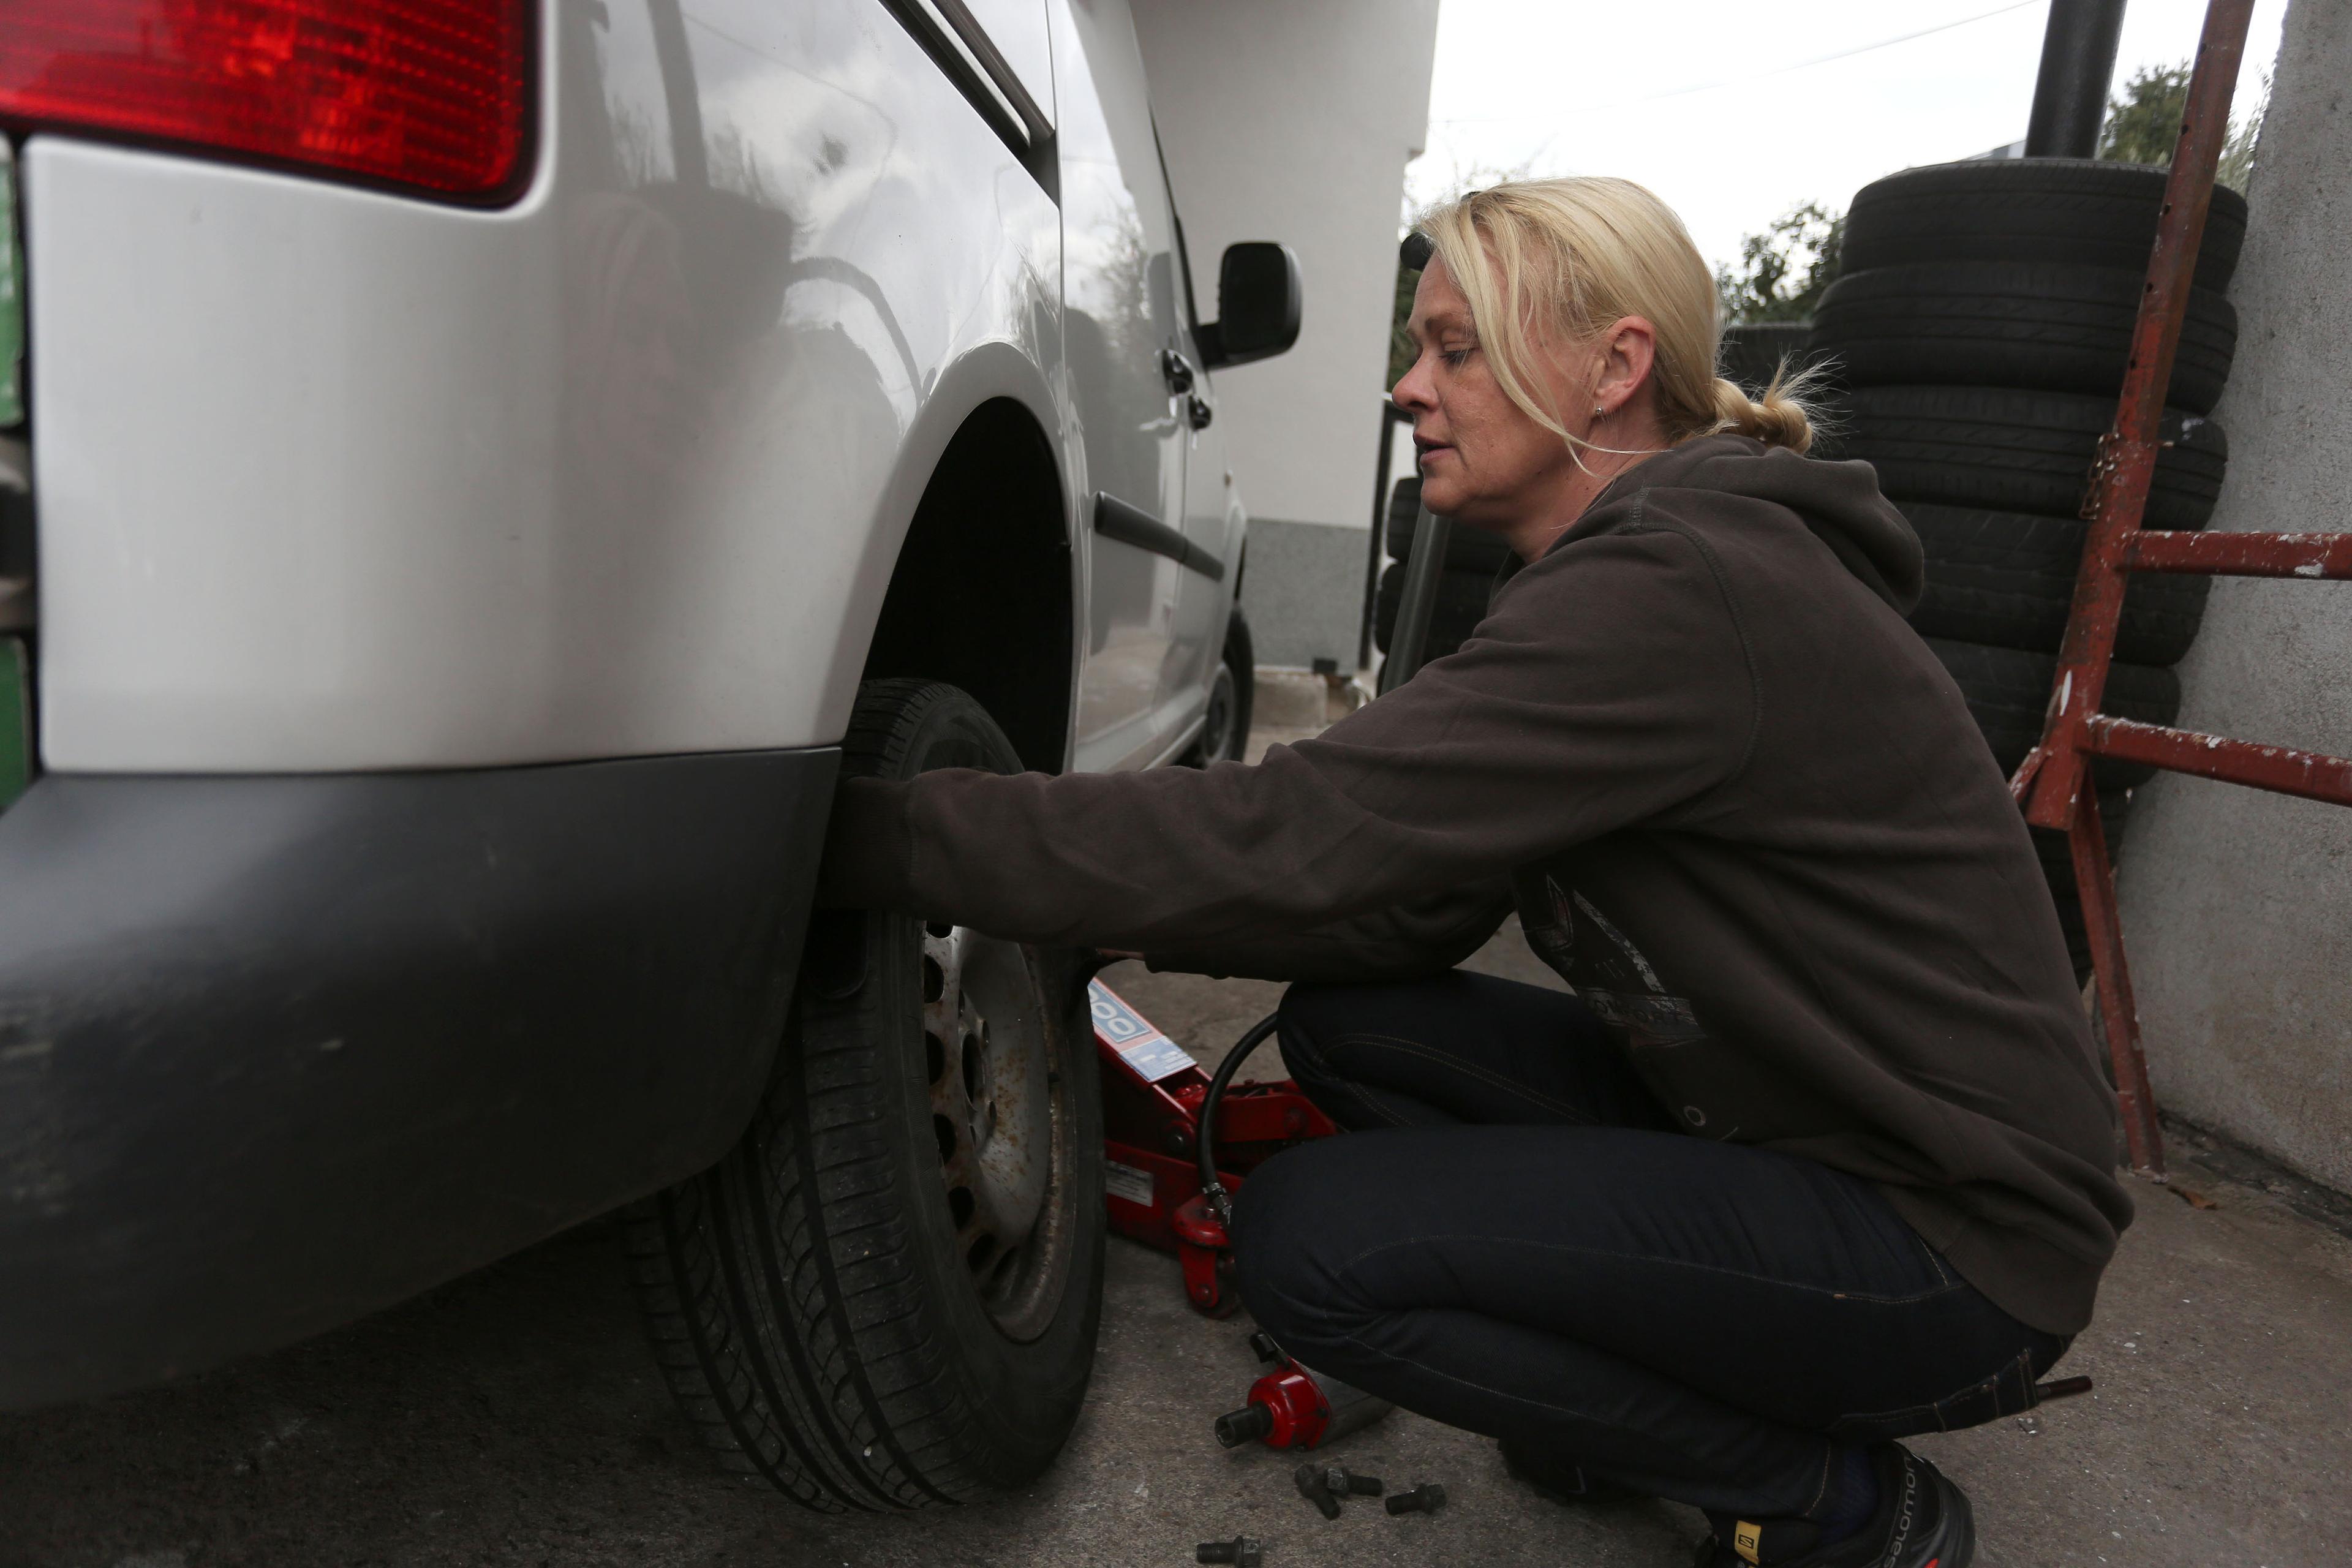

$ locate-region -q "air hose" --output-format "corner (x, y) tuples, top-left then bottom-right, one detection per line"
(1196, 1011), (1282, 1228)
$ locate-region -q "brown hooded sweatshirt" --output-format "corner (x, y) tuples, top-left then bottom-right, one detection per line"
(821, 432), (2132, 1335)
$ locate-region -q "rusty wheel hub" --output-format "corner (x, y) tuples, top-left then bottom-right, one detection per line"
(920, 922), (1063, 1339)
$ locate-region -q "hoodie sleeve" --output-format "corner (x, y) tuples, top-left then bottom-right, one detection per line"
(816, 521), (1757, 951)
(1140, 876), (1516, 982)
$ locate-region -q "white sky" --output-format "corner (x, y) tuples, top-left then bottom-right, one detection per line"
(1408, 0), (2290, 272)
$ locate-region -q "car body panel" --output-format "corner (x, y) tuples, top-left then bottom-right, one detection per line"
(29, 0), (1227, 775)
(1058, 0), (1198, 774)
(0, 0), (1257, 1408)
(0, 752), (835, 1408)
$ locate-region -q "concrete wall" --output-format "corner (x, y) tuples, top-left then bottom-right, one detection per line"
(1129, 0), (1440, 669)
(2117, 0), (2352, 1192)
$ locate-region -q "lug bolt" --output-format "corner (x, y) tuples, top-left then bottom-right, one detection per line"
(1294, 1461), (1382, 1518)
(1385, 1482), (1447, 1515)
(1294, 1461), (1342, 1520)
(1195, 1536), (1262, 1566)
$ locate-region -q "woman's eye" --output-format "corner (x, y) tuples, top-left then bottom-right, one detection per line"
(1441, 347), (1472, 368)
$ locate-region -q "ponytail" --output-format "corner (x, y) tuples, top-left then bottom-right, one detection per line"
(1706, 360), (1823, 454)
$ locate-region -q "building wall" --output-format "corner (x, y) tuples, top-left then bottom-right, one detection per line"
(1129, 0), (1440, 669)
(2116, 0), (2352, 1191)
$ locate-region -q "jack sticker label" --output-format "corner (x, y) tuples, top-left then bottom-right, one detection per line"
(1089, 979), (1196, 1084)
(1103, 1159), (1156, 1209)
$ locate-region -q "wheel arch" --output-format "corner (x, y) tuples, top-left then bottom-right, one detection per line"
(820, 345), (1081, 774)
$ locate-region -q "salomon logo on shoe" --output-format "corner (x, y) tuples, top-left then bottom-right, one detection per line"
(1697, 1444), (1976, 1567)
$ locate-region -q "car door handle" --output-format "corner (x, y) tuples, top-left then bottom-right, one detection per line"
(1186, 394), (1213, 431)
(1094, 492), (1225, 582)
(1158, 348), (1196, 396)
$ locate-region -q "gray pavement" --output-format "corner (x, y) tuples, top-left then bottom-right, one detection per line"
(4, 767), (2348, 1566)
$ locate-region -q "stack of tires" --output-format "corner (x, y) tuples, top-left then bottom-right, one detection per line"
(1371, 475), (1508, 665)
(1809, 159), (2251, 976)
(1721, 321), (1825, 399)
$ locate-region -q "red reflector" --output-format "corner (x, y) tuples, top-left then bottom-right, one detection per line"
(0, 1), (529, 197)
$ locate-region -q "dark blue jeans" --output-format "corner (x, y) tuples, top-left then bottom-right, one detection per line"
(1230, 972), (2069, 1520)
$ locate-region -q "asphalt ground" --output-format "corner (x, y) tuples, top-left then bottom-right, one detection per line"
(4, 722), (2348, 1567)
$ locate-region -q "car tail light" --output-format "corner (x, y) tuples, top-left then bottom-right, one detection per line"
(0, 0), (529, 198)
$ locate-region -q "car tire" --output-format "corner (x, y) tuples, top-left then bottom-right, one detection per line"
(1720, 320), (1821, 398)
(1811, 262), (2236, 413)
(2051, 890), (2095, 986)
(1384, 478), (1515, 575)
(1902, 503), (2212, 666)
(1373, 561), (1494, 663)
(1184, 608), (1254, 765)
(1384, 475), (1421, 560)
(1840, 159), (2248, 293)
(628, 679), (1104, 1510)
(1925, 636), (2180, 790)
(2033, 790), (2133, 890)
(1834, 386), (2227, 529)
(2036, 791), (2134, 986)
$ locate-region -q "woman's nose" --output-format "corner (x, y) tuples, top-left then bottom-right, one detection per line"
(1391, 352), (1435, 413)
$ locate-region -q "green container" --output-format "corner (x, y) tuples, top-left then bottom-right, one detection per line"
(0, 637), (27, 811)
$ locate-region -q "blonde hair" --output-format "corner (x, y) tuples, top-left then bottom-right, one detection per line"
(1417, 178), (1820, 458)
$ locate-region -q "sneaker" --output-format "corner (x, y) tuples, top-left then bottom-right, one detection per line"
(1692, 1444), (1974, 1567)
(1497, 1437), (1646, 1506)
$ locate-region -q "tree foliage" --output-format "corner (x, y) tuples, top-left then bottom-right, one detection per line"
(1387, 159), (1541, 389)
(2098, 62), (2192, 165)
(1714, 202), (1845, 327)
(2098, 61), (2268, 192)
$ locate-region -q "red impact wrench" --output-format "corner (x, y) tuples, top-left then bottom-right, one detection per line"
(1195, 1020), (1396, 1452)
(1215, 1338), (1393, 1452)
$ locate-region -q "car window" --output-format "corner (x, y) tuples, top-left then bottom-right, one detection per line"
(957, 0), (1054, 126)
(1058, 0), (1181, 361)
(1153, 118), (1208, 363)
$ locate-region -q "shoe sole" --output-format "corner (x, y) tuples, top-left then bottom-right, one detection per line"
(1912, 1466), (1975, 1568)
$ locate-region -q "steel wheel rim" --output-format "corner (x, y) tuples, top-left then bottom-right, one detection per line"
(919, 922), (1070, 1341)
(1199, 664), (1236, 761)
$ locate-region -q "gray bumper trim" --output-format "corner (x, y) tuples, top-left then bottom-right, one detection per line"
(0, 749), (837, 1408)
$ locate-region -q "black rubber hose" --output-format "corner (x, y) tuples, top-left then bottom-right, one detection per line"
(1197, 1011), (1283, 1216)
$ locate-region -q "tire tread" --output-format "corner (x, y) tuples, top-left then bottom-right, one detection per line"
(628, 679), (1100, 1510)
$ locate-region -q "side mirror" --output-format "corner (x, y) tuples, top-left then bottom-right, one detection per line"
(1199, 241), (1302, 369)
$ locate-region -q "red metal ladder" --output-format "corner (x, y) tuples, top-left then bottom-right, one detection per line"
(2011, 0), (2352, 1180)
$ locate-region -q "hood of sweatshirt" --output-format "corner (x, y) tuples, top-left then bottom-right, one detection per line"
(1558, 434), (1925, 614)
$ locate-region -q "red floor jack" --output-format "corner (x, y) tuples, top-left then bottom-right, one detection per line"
(1092, 981), (1333, 1315)
(1092, 982), (1393, 1450)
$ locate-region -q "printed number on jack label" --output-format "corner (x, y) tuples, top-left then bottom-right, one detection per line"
(1088, 980), (1197, 1083)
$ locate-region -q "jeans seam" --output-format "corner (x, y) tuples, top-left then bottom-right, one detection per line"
(1322, 1032), (1602, 1123)
(1332, 1233), (1971, 1307)
(1333, 1330), (1728, 1478)
(1800, 1442), (1833, 1517)
(1830, 1346), (2043, 1434)
(1342, 1079), (1414, 1128)
(1283, 1021), (1417, 1129)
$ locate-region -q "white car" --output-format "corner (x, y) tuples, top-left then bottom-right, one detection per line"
(0, 0), (1298, 1506)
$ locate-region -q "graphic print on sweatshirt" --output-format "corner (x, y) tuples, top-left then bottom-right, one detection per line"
(1516, 871), (1835, 1144)
(1517, 873), (1732, 1136)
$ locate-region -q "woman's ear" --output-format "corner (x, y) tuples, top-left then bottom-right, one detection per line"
(1593, 315), (1657, 417)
